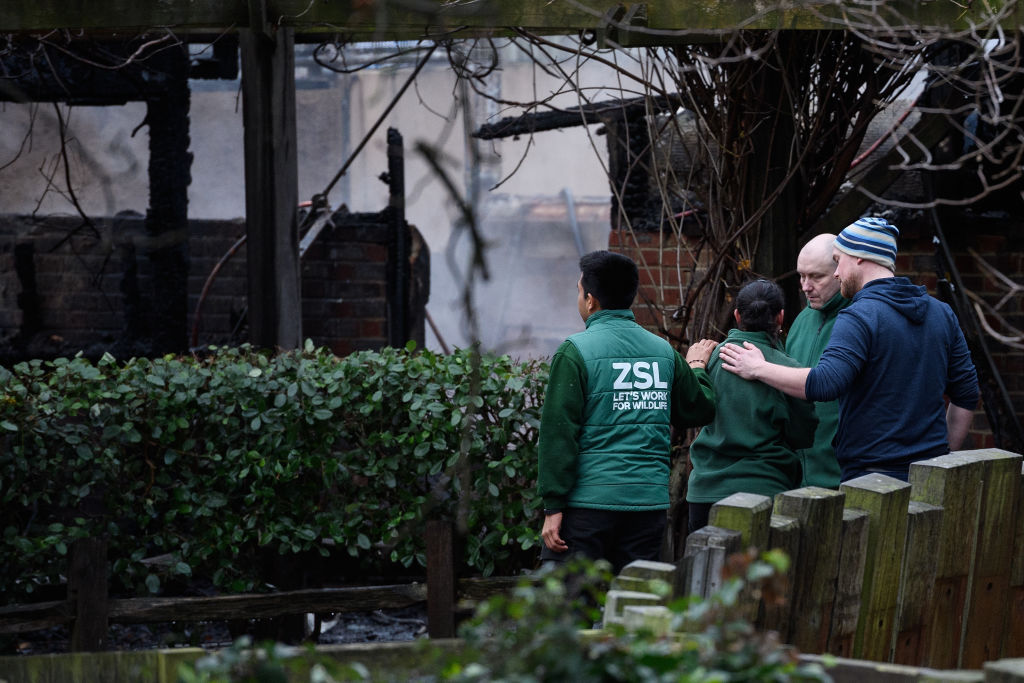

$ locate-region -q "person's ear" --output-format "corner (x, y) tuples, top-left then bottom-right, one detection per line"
(733, 309), (741, 326)
(586, 293), (599, 313)
(776, 310), (785, 329)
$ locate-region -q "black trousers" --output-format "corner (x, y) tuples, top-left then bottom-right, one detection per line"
(540, 507), (667, 573)
(687, 502), (712, 535)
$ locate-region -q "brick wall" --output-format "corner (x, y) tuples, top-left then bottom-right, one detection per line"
(608, 227), (695, 337)
(608, 211), (1024, 451)
(0, 211), (425, 363)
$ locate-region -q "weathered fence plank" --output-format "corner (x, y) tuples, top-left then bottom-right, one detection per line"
(0, 579), (527, 634)
(959, 450), (1022, 668)
(68, 538), (109, 652)
(829, 508), (869, 658)
(893, 501), (942, 666)
(909, 452), (986, 669)
(772, 487), (844, 653)
(108, 584), (430, 622)
(841, 474), (910, 662)
(679, 526), (742, 599)
(986, 659), (1024, 683)
(1007, 461), (1024, 658)
(762, 513), (798, 636)
(0, 600), (74, 633)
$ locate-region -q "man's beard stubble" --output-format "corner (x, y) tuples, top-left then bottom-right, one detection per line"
(839, 275), (860, 299)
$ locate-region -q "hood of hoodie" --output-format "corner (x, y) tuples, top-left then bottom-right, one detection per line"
(854, 276), (929, 324)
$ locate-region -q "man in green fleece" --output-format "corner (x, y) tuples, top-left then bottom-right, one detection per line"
(537, 250), (717, 572)
(785, 233), (849, 488)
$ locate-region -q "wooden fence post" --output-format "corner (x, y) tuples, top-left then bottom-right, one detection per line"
(958, 449), (1022, 668)
(678, 526), (741, 599)
(708, 493), (772, 621)
(892, 500), (942, 665)
(772, 486), (844, 654)
(426, 519), (455, 639)
(763, 514), (798, 636)
(986, 658), (1024, 682)
(1007, 460), (1024, 658)
(708, 492), (772, 552)
(68, 537), (109, 652)
(841, 473), (910, 662)
(828, 508), (869, 658)
(909, 452), (986, 669)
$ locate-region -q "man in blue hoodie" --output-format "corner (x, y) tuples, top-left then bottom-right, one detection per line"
(719, 217), (979, 482)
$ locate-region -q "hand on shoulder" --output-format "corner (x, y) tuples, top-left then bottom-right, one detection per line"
(685, 338), (718, 368)
(719, 341), (765, 380)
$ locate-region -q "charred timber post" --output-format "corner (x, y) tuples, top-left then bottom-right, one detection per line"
(386, 127), (409, 348)
(240, 7), (302, 351)
(144, 46), (191, 354)
(605, 117), (651, 233)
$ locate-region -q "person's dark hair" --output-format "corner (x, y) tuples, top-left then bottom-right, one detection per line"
(579, 250), (639, 310)
(735, 279), (784, 339)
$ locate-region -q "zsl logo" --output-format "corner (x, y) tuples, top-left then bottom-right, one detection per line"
(611, 361), (668, 389)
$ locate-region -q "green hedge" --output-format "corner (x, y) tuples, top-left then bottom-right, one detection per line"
(0, 342), (546, 602)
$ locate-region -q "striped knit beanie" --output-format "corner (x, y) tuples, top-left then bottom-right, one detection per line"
(834, 216), (899, 271)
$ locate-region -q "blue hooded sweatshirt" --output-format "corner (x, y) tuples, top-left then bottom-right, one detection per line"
(804, 277), (979, 480)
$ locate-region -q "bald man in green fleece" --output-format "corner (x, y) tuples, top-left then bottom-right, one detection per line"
(786, 233), (848, 488)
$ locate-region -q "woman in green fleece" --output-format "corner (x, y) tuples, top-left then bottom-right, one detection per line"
(686, 279), (818, 534)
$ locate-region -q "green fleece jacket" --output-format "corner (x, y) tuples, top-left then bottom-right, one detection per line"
(785, 291), (849, 488)
(686, 329), (817, 504)
(537, 309), (716, 511)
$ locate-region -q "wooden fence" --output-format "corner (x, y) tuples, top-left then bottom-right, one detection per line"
(0, 519), (508, 650)
(5, 447), (1022, 673)
(678, 448), (1024, 670)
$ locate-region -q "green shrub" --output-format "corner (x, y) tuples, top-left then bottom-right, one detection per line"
(174, 553), (832, 682)
(437, 552), (830, 682)
(0, 342), (546, 602)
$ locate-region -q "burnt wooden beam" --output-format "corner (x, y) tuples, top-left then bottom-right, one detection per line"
(810, 112), (952, 238)
(108, 584), (430, 622)
(0, 37), (236, 104)
(2, 0), (1015, 37)
(0, 599), (75, 633)
(240, 10), (302, 350)
(474, 93), (682, 140)
(0, 577), (524, 633)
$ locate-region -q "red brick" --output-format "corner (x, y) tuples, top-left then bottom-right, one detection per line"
(303, 320), (328, 337)
(636, 285), (660, 304)
(360, 243), (389, 262)
(660, 287), (684, 307)
(330, 263), (356, 280)
(195, 313), (231, 337)
(351, 337), (386, 351)
(359, 319), (386, 338)
(330, 340), (354, 356)
(918, 275), (938, 293)
(301, 280), (328, 298)
(638, 268), (661, 287)
(633, 306), (660, 327)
